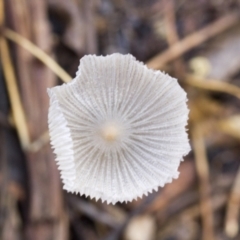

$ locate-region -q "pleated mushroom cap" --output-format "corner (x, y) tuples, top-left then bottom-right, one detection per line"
(48, 53), (190, 204)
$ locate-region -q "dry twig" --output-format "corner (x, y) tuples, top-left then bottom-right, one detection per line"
(0, 0), (3, 27)
(192, 124), (215, 240)
(163, 0), (185, 76)
(4, 28), (71, 83)
(225, 166), (240, 238)
(3, 28), (72, 152)
(185, 74), (240, 99)
(0, 1), (30, 150)
(147, 12), (240, 69)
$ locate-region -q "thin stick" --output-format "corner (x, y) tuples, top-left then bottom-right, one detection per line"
(0, 37), (30, 150)
(3, 28), (71, 152)
(185, 75), (240, 99)
(163, 0), (179, 45)
(192, 124), (215, 240)
(225, 166), (240, 238)
(4, 28), (72, 83)
(0, 0), (30, 149)
(163, 0), (185, 76)
(0, 0), (4, 27)
(147, 12), (240, 69)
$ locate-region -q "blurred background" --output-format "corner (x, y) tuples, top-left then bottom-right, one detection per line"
(1, 0), (240, 239)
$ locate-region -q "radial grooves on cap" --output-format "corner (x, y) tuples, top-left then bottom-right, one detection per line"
(48, 53), (191, 204)
(48, 89), (76, 191)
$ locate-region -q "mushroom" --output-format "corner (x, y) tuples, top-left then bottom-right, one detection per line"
(48, 53), (190, 204)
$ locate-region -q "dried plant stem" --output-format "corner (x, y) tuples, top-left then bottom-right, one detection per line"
(163, 0), (179, 45)
(185, 75), (240, 99)
(4, 28), (71, 83)
(225, 166), (240, 238)
(163, 0), (185, 76)
(192, 124), (215, 240)
(3, 28), (71, 152)
(0, 0), (4, 27)
(0, 37), (30, 150)
(0, 0), (29, 149)
(147, 12), (240, 69)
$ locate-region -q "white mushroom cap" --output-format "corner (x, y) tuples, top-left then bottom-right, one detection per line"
(48, 53), (190, 204)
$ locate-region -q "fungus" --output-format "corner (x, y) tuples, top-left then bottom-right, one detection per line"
(48, 53), (190, 204)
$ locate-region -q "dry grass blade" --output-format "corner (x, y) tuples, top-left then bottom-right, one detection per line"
(2, 28), (72, 152)
(0, 0), (29, 150)
(225, 166), (240, 238)
(0, 37), (30, 150)
(192, 124), (215, 240)
(185, 75), (240, 99)
(0, 0), (4, 27)
(147, 12), (240, 69)
(2, 28), (89, 152)
(4, 28), (72, 83)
